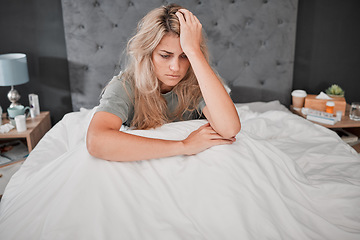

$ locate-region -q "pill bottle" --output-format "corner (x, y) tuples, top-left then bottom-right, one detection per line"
(326, 101), (335, 114)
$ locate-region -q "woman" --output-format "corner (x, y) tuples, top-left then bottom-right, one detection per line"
(86, 4), (241, 161)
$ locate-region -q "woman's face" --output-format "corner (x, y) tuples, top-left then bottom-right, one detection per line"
(152, 34), (190, 93)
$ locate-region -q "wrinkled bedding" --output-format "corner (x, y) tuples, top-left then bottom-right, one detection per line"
(0, 101), (359, 240)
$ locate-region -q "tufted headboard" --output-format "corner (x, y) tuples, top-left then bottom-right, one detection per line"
(61, 0), (298, 111)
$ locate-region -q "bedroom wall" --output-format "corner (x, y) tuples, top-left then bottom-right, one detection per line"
(0, 0), (359, 124)
(293, 0), (360, 103)
(0, 0), (72, 124)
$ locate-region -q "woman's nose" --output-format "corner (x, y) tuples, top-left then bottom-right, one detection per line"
(169, 58), (180, 72)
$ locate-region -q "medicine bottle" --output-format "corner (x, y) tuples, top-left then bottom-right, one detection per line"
(326, 101), (335, 114)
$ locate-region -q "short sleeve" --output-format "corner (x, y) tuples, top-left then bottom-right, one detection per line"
(96, 76), (134, 123)
(197, 97), (206, 113)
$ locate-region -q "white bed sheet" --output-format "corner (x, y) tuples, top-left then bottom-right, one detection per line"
(0, 101), (359, 240)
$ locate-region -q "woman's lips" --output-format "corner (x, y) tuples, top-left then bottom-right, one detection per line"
(166, 74), (180, 78)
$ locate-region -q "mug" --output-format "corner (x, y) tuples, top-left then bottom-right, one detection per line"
(7, 105), (30, 125)
(15, 115), (27, 132)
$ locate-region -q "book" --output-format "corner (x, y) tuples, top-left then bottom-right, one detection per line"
(332, 128), (359, 144)
(0, 156), (11, 165)
(306, 114), (337, 125)
(0, 140), (29, 162)
(303, 108), (337, 125)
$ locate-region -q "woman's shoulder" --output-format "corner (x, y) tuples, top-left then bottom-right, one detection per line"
(108, 72), (132, 87)
(104, 72), (134, 96)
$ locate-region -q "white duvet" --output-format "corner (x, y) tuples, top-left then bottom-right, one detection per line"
(0, 101), (359, 240)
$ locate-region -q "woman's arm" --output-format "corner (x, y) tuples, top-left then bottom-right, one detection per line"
(86, 111), (235, 162)
(176, 9), (241, 139)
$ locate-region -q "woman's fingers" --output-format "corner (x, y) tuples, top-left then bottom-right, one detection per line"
(177, 9), (193, 23)
(181, 123), (237, 156)
(209, 132), (236, 141)
(175, 8), (202, 55)
(193, 14), (201, 24)
(196, 123), (210, 132)
(175, 11), (185, 23)
(197, 123), (236, 141)
(176, 9), (201, 27)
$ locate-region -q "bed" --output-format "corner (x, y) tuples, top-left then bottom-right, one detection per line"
(0, 100), (359, 239)
(1, 0), (360, 239)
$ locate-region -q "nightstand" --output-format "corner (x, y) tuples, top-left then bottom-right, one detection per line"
(0, 111), (51, 198)
(290, 105), (360, 153)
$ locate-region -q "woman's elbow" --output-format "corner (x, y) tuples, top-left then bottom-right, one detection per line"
(230, 124), (242, 138)
(220, 122), (241, 139)
(86, 136), (96, 157)
(86, 131), (101, 158)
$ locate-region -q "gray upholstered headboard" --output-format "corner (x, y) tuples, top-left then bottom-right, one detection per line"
(61, 0), (298, 111)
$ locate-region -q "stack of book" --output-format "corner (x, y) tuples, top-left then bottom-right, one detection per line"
(305, 109), (337, 125)
(0, 140), (28, 166)
(333, 128), (359, 144)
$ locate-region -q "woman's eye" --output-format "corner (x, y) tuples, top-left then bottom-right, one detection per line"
(160, 54), (170, 59)
(181, 54), (188, 59)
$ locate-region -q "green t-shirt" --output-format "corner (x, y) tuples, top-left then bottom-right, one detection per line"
(96, 75), (206, 126)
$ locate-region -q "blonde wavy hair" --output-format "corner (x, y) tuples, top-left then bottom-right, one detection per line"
(121, 4), (210, 129)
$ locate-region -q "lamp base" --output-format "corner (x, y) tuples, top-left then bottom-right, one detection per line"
(7, 86), (21, 108)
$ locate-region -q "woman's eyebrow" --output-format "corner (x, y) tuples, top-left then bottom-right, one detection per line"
(160, 50), (173, 54)
(159, 50), (186, 56)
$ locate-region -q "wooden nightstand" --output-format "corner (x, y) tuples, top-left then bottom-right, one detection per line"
(0, 111), (51, 198)
(290, 105), (360, 153)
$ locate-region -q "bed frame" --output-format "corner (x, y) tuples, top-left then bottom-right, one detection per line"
(61, 0), (298, 111)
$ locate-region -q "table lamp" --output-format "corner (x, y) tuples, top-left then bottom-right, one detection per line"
(0, 53), (29, 108)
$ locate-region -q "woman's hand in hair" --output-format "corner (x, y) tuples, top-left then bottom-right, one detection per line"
(181, 123), (235, 155)
(176, 8), (241, 139)
(175, 9), (202, 56)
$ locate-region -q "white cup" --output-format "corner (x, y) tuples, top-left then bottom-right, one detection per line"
(291, 90), (307, 110)
(15, 115), (27, 132)
(336, 111), (342, 121)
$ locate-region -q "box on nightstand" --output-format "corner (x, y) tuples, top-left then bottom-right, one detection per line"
(304, 94), (346, 116)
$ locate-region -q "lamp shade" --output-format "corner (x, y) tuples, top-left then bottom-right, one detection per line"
(0, 53), (29, 86)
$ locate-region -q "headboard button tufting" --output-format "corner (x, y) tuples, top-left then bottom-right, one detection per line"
(246, 18), (252, 26)
(61, 0), (298, 110)
(226, 41), (234, 48)
(93, 1), (100, 7)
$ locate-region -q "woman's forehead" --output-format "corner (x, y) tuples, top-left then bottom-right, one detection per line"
(155, 34), (183, 53)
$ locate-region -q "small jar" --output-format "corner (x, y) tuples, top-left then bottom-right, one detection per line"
(326, 101), (335, 114)
(336, 111), (342, 121)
